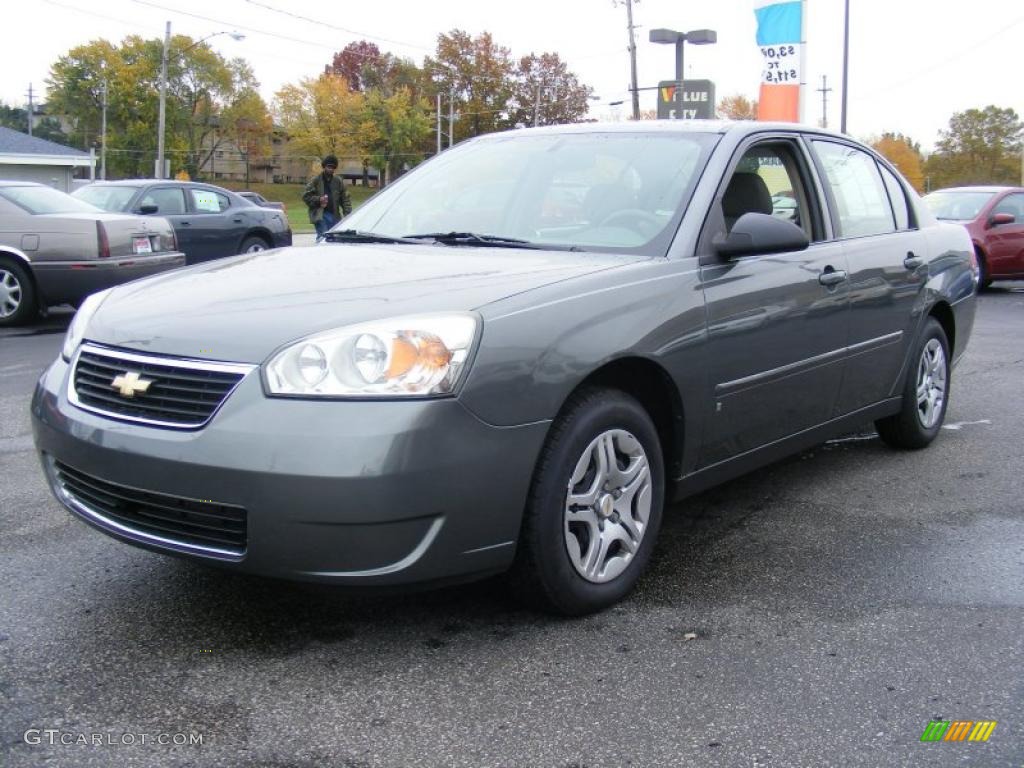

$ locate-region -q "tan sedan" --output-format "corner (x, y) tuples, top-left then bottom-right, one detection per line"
(0, 182), (185, 326)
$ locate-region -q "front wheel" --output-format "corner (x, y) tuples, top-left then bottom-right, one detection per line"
(875, 317), (950, 449)
(509, 388), (665, 615)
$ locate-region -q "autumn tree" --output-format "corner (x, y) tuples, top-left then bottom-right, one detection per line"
(717, 94), (758, 120)
(425, 30), (516, 143)
(274, 74), (364, 162)
(358, 88), (432, 185)
(925, 105), (1023, 188)
(509, 52), (592, 128)
(328, 41), (387, 92)
(871, 132), (925, 192)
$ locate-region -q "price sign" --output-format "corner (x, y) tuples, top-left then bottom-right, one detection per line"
(760, 44), (802, 85)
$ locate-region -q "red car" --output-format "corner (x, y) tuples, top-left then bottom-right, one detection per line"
(924, 186), (1024, 288)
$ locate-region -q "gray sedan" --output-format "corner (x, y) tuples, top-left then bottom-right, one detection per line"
(32, 122), (977, 615)
(0, 182), (184, 326)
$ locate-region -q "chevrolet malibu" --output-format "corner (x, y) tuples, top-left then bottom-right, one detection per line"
(32, 122), (977, 615)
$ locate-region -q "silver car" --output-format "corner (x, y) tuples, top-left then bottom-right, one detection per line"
(0, 182), (185, 325)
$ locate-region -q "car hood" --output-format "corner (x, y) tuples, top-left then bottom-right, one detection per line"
(85, 243), (636, 362)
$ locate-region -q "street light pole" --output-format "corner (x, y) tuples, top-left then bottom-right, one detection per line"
(675, 39), (685, 123)
(156, 21), (170, 179)
(650, 29), (716, 119)
(100, 78), (108, 180)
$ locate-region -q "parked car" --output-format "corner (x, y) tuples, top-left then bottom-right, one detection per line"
(923, 185), (1024, 287)
(0, 181), (184, 326)
(33, 122), (976, 615)
(73, 180), (292, 265)
(237, 190), (286, 212)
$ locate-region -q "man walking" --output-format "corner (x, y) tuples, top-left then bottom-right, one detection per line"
(303, 154), (352, 240)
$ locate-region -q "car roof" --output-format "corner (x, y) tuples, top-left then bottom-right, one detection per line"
(928, 186), (1024, 194)
(471, 119), (858, 142)
(0, 180), (45, 188)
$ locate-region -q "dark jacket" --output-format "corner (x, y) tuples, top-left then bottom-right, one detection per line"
(302, 172), (352, 224)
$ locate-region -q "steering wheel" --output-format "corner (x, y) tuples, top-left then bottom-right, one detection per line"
(598, 208), (664, 236)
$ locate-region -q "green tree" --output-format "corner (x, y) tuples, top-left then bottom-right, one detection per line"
(0, 102), (68, 144)
(274, 74), (364, 164)
(925, 106), (1023, 188)
(358, 87), (432, 186)
(509, 52), (592, 128)
(425, 30), (516, 143)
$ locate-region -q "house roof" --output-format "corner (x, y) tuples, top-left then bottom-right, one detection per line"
(0, 126), (91, 166)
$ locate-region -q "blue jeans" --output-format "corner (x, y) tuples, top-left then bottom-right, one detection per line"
(315, 211), (338, 241)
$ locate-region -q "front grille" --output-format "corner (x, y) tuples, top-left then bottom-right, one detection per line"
(70, 344), (253, 428)
(54, 460), (247, 555)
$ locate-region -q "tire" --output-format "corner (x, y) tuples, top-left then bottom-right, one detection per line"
(508, 387), (665, 615)
(0, 259), (38, 327)
(875, 317), (950, 450)
(976, 250), (992, 289)
(239, 235), (270, 254)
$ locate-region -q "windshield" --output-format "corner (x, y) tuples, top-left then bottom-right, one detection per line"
(72, 185), (140, 212)
(923, 190), (995, 221)
(341, 131), (719, 254)
(0, 186), (104, 215)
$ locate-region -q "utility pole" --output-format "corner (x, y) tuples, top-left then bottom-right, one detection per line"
(534, 83), (542, 127)
(436, 92), (442, 154)
(840, 0), (849, 133)
(26, 83), (34, 136)
(156, 20), (170, 179)
(624, 0), (640, 120)
(448, 89), (454, 149)
(816, 75), (832, 128)
(100, 79), (108, 180)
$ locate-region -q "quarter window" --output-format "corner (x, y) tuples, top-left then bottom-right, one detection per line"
(813, 140), (895, 238)
(878, 165), (911, 231)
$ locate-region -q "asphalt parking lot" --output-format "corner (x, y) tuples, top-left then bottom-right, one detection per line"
(1, 287), (1022, 768)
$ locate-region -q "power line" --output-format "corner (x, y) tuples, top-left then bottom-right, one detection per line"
(243, 0), (434, 52)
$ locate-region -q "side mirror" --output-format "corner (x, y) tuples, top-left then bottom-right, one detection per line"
(715, 212), (810, 258)
(989, 212), (1015, 227)
(138, 204), (159, 215)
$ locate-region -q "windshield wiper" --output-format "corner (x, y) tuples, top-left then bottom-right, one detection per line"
(322, 229), (421, 244)
(403, 231), (579, 250)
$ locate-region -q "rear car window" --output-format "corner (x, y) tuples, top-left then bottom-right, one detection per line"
(813, 140), (896, 238)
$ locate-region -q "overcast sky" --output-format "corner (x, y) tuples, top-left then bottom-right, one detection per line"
(3, 0), (1022, 151)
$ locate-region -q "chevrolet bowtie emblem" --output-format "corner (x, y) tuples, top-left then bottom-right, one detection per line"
(111, 371), (153, 398)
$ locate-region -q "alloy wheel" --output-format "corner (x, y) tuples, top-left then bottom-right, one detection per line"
(0, 269), (22, 319)
(564, 429), (653, 584)
(916, 338), (947, 429)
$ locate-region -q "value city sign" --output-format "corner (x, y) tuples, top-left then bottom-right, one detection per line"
(656, 80), (716, 120)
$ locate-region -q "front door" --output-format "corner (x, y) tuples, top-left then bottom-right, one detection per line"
(986, 191), (1024, 278)
(697, 138), (850, 467)
(185, 188), (245, 263)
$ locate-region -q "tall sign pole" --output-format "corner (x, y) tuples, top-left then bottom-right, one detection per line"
(625, 0), (640, 120)
(156, 21), (170, 178)
(840, 0), (849, 133)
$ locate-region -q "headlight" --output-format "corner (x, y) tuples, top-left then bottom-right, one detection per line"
(264, 314), (479, 397)
(61, 288), (113, 361)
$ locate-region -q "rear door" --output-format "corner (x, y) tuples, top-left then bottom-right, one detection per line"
(809, 140), (926, 412)
(185, 187), (246, 263)
(986, 192), (1024, 277)
(697, 135), (850, 467)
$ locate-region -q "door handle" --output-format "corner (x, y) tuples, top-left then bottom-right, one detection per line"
(818, 267), (848, 287)
(180, 220), (191, 226)
(903, 252), (924, 270)
(232, 217), (242, 223)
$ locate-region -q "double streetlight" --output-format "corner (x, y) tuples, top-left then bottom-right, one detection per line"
(648, 28), (717, 119)
(156, 24), (245, 179)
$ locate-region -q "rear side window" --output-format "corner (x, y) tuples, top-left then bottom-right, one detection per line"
(141, 188), (187, 215)
(190, 189), (230, 213)
(878, 165), (911, 231)
(812, 140), (895, 238)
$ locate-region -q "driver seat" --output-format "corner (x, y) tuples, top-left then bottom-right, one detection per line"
(722, 172), (773, 231)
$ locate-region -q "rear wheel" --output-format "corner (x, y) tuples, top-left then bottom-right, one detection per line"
(0, 260), (38, 327)
(509, 388), (665, 615)
(875, 317), (950, 449)
(239, 235), (270, 254)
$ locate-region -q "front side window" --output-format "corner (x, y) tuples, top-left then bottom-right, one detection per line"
(720, 142), (817, 240)
(141, 188), (187, 215)
(342, 131), (719, 254)
(993, 192), (1024, 220)
(813, 140), (895, 238)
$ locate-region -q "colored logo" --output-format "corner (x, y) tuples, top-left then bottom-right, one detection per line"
(920, 720), (997, 742)
(110, 371), (154, 398)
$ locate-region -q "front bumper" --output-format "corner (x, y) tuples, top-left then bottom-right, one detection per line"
(31, 355), (549, 585)
(32, 252), (187, 306)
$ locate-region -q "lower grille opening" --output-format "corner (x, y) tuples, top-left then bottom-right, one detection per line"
(54, 461), (247, 556)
